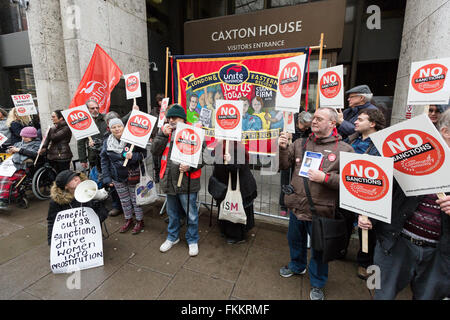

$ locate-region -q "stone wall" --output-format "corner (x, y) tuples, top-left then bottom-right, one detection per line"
(391, 0), (450, 124)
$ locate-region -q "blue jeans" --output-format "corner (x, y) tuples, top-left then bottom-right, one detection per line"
(287, 211), (328, 288)
(166, 193), (199, 245)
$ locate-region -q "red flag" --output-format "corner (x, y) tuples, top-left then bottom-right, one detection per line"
(69, 44), (122, 113)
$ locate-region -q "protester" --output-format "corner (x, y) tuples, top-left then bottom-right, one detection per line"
(77, 99), (107, 170)
(0, 107), (11, 149)
(278, 107), (354, 300)
(151, 104), (205, 257)
(39, 110), (73, 174)
(46, 169), (108, 245)
(100, 118), (147, 235)
(210, 139), (257, 244)
(6, 107), (33, 145)
(344, 108), (385, 280)
(0, 127), (41, 210)
(151, 93), (165, 183)
(359, 109), (450, 300)
(336, 85), (378, 140)
(428, 104), (449, 127)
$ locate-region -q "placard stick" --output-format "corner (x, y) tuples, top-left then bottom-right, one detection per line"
(177, 171), (184, 187)
(283, 112), (292, 144)
(123, 144), (134, 167)
(34, 126), (50, 165)
(165, 47), (169, 98)
(315, 33), (325, 111)
(133, 97), (137, 107)
(360, 215), (369, 253)
(224, 140), (229, 165)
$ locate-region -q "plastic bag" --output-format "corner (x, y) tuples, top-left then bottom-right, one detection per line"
(135, 161), (158, 206)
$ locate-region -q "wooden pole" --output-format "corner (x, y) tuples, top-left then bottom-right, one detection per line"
(224, 140), (229, 165)
(123, 144), (134, 167)
(315, 33), (325, 111)
(177, 171), (184, 187)
(360, 215), (369, 253)
(165, 47), (169, 98)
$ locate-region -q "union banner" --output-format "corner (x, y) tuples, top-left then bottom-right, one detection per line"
(172, 47), (310, 155)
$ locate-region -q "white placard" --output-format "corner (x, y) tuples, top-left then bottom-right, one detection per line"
(318, 65), (344, 109)
(275, 54), (307, 113)
(62, 105), (100, 140)
(370, 113), (450, 196)
(124, 72), (142, 100)
(339, 152), (393, 224)
(121, 110), (157, 149)
(199, 107), (212, 128)
(0, 133), (8, 146)
(284, 112), (296, 133)
(214, 99), (243, 141)
(407, 57), (450, 105)
(11, 94), (38, 116)
(169, 122), (204, 168)
(298, 151), (323, 178)
(50, 207), (103, 274)
(157, 97), (170, 128)
(0, 158), (16, 177)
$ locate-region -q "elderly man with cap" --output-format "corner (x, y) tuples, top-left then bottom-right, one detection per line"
(151, 104), (206, 257)
(46, 169), (108, 245)
(336, 84), (378, 140)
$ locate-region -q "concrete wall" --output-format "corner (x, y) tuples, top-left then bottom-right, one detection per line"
(391, 0), (450, 124)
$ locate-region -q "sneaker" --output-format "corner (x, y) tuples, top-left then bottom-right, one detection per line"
(119, 219), (134, 233)
(357, 266), (369, 280)
(279, 266), (306, 278)
(108, 208), (122, 217)
(160, 239), (180, 252)
(131, 220), (144, 235)
(188, 243), (199, 257)
(280, 210), (287, 217)
(310, 287), (325, 300)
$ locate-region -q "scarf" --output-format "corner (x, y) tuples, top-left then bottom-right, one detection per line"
(107, 134), (126, 154)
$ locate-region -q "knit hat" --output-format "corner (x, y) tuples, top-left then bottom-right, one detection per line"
(55, 170), (79, 189)
(165, 104), (186, 120)
(109, 118), (124, 128)
(20, 126), (37, 138)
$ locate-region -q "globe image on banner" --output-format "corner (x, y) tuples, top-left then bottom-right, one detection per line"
(382, 129), (445, 176)
(342, 160), (389, 201)
(175, 128), (201, 156)
(278, 62), (301, 98)
(216, 103), (240, 130)
(126, 75), (139, 92)
(412, 63), (448, 94)
(67, 110), (92, 131)
(128, 115), (152, 137)
(320, 71), (341, 98)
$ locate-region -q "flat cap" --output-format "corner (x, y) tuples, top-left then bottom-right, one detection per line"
(346, 84), (372, 95)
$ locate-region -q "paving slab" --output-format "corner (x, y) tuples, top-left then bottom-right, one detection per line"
(0, 219), (23, 238)
(0, 198), (49, 227)
(9, 291), (41, 300)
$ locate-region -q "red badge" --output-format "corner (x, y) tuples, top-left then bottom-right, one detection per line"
(328, 153), (336, 162)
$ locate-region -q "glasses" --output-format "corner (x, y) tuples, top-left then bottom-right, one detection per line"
(89, 107), (99, 110)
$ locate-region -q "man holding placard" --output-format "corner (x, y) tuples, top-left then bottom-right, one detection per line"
(151, 105), (206, 257)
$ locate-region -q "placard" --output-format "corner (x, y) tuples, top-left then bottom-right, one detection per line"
(50, 207), (103, 274)
(407, 57), (450, 105)
(199, 107), (213, 128)
(370, 114), (450, 196)
(124, 72), (142, 100)
(339, 152), (393, 224)
(62, 105), (100, 140)
(0, 158), (16, 177)
(169, 122), (204, 168)
(214, 99), (243, 141)
(318, 65), (344, 109)
(11, 94), (38, 116)
(121, 110), (157, 148)
(284, 112), (295, 133)
(0, 133), (8, 146)
(157, 97), (170, 128)
(275, 54), (307, 113)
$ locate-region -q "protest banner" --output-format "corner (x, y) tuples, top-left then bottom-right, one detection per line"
(125, 72), (142, 101)
(158, 97), (170, 128)
(275, 54), (307, 113)
(11, 94), (38, 116)
(62, 105), (99, 140)
(318, 65), (344, 108)
(407, 57), (450, 105)
(214, 99), (243, 142)
(370, 114), (450, 196)
(0, 133), (8, 146)
(50, 207), (103, 273)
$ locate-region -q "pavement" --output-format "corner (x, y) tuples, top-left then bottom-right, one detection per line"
(0, 195), (413, 300)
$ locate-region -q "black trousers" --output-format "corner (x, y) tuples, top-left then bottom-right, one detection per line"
(218, 204), (254, 241)
(357, 227), (376, 268)
(49, 160), (71, 174)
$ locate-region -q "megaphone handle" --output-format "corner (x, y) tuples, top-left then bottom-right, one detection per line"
(123, 144), (135, 167)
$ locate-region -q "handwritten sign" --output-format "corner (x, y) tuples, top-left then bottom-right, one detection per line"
(11, 94), (37, 116)
(62, 105), (99, 140)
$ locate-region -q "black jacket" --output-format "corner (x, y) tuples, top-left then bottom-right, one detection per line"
(41, 120), (73, 161)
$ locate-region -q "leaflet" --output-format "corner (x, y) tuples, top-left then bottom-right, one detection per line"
(298, 151), (324, 178)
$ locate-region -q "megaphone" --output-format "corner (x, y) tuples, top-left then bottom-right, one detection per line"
(74, 180), (109, 203)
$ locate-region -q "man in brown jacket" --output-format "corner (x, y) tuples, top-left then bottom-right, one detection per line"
(278, 107), (354, 300)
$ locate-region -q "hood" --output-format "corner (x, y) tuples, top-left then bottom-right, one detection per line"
(50, 172), (88, 205)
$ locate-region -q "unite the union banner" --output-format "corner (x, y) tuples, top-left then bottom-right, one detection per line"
(172, 47), (310, 155)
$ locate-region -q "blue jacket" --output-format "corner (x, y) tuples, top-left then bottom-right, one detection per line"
(242, 113), (262, 131)
(337, 102), (378, 139)
(344, 132), (380, 156)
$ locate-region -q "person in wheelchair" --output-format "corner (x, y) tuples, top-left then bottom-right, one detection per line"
(0, 127), (41, 210)
(47, 169), (108, 246)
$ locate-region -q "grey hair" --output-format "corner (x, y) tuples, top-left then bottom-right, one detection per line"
(438, 109), (450, 130)
(298, 111), (313, 124)
(359, 93), (373, 102)
(104, 111), (120, 125)
(85, 99), (99, 107)
(320, 107), (338, 122)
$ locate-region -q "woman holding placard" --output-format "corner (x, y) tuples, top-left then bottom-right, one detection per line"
(100, 118), (147, 235)
(6, 107), (32, 145)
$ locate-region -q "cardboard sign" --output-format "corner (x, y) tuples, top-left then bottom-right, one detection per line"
(62, 105), (100, 140)
(214, 99), (243, 141)
(157, 97), (170, 128)
(407, 57), (450, 105)
(0, 133), (8, 146)
(124, 72), (142, 100)
(284, 112), (295, 133)
(170, 122), (204, 168)
(370, 114), (450, 196)
(50, 207), (104, 274)
(121, 110), (157, 148)
(340, 152), (393, 223)
(318, 65), (344, 108)
(275, 54), (307, 113)
(0, 158), (16, 177)
(11, 94), (38, 116)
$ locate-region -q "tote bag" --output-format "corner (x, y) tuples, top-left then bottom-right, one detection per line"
(135, 160), (158, 206)
(219, 172), (247, 225)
